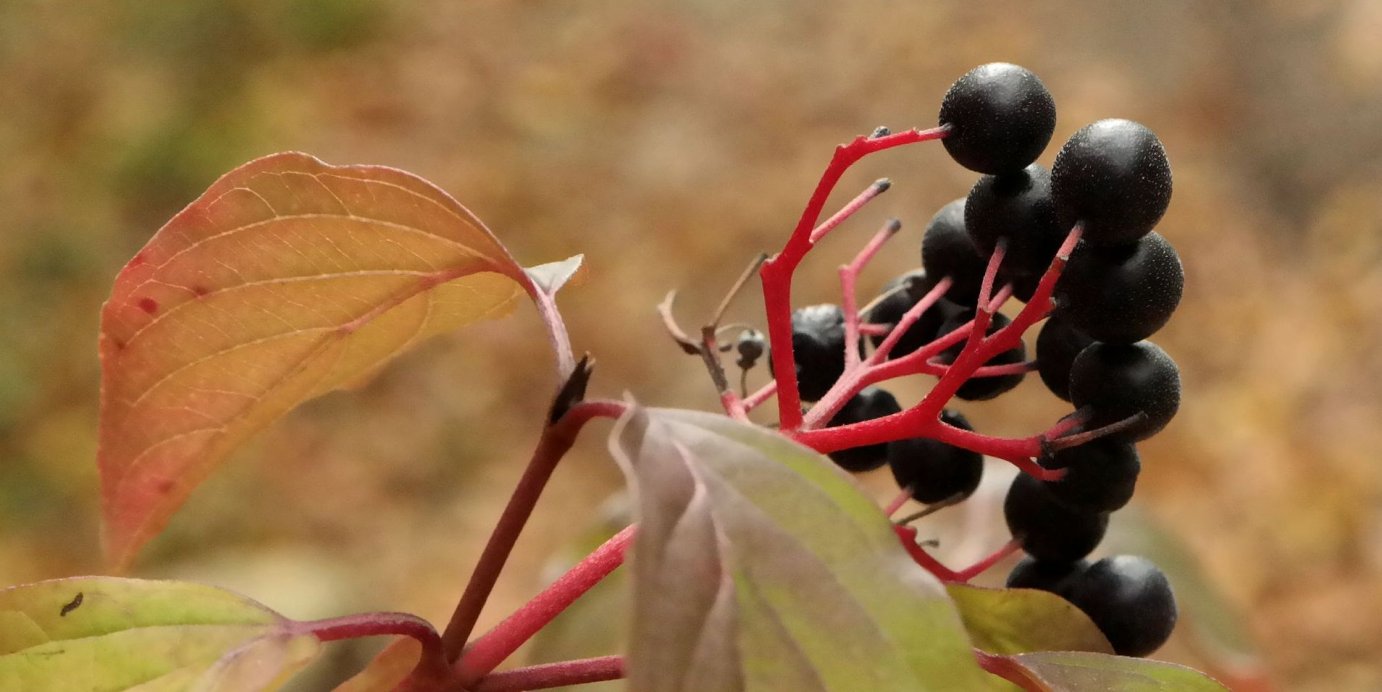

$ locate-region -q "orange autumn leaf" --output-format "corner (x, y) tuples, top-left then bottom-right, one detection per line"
(98, 152), (550, 571)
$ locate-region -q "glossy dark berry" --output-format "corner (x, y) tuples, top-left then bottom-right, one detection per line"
(1063, 555), (1178, 657)
(921, 198), (986, 304)
(1006, 556), (1088, 594)
(888, 410), (984, 503)
(1036, 315), (1095, 401)
(1069, 341), (1180, 443)
(1005, 270), (1042, 304)
(939, 63), (1057, 175)
(937, 311), (1027, 401)
(864, 270), (957, 358)
(769, 304), (848, 402)
(1052, 119), (1172, 246)
(1041, 439), (1141, 513)
(965, 164), (1064, 278)
(826, 387), (903, 472)
(1056, 232), (1184, 344)
(735, 329), (766, 369)
(1004, 472), (1108, 562)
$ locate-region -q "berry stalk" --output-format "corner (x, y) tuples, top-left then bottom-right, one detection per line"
(470, 656), (625, 692)
(761, 126), (951, 430)
(441, 398), (627, 659)
(456, 525), (636, 684)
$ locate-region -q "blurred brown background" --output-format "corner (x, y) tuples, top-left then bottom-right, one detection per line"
(2, 0), (1380, 689)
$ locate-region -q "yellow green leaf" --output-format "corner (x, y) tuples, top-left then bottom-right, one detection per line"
(97, 152), (543, 570)
(0, 577), (319, 691)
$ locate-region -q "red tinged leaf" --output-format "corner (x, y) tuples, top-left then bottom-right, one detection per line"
(98, 152), (565, 570)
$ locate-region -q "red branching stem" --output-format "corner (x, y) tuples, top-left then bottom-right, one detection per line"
(456, 525), (636, 683)
(973, 650), (1045, 692)
(762, 126), (951, 432)
(951, 538), (1024, 583)
(858, 323), (891, 336)
(932, 360), (1038, 379)
(801, 277), (957, 429)
(976, 241), (1007, 318)
(840, 219), (903, 370)
(298, 612), (448, 682)
(441, 399), (628, 660)
(471, 656), (626, 692)
(869, 277), (955, 366)
(809, 179), (892, 245)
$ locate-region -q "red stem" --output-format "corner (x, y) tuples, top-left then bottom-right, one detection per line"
(951, 538), (1024, 583)
(762, 126), (951, 431)
(456, 525), (636, 684)
(297, 612), (448, 683)
(840, 219), (903, 371)
(441, 399), (627, 660)
(471, 656), (625, 692)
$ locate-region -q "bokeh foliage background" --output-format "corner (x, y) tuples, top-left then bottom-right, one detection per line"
(2, 1), (1381, 689)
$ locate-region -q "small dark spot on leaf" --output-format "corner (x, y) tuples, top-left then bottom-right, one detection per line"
(130, 253), (145, 267)
(192, 285), (209, 297)
(155, 478), (175, 494)
(60, 592), (83, 617)
(138, 297), (158, 314)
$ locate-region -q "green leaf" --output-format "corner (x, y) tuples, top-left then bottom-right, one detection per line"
(0, 577), (319, 691)
(609, 405), (990, 691)
(947, 584), (1112, 655)
(1002, 651), (1228, 691)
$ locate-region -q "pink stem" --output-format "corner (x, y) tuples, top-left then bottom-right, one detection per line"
(894, 524), (958, 581)
(741, 380), (778, 412)
(840, 219), (903, 370)
(951, 538), (1024, 583)
(762, 126), (951, 432)
(298, 612), (447, 683)
(472, 656), (626, 692)
(809, 179), (892, 245)
(441, 399), (628, 659)
(456, 525), (636, 683)
(883, 486), (914, 517)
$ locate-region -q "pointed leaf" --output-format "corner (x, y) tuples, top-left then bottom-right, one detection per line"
(0, 577), (319, 690)
(947, 584), (1113, 655)
(610, 406), (989, 691)
(999, 651), (1227, 691)
(525, 254), (585, 295)
(98, 152), (542, 570)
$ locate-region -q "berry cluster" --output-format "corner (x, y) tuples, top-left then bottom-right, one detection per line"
(717, 63), (1186, 657)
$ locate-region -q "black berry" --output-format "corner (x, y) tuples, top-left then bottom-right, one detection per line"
(1052, 119), (1172, 246)
(965, 164), (1064, 278)
(939, 63), (1057, 175)
(1006, 556), (1088, 594)
(1035, 315), (1095, 401)
(1041, 439), (1141, 513)
(826, 387), (903, 473)
(888, 410), (984, 504)
(768, 304), (849, 402)
(921, 198), (986, 304)
(1063, 555), (1178, 657)
(1056, 232), (1184, 344)
(735, 329), (766, 369)
(1004, 471), (1108, 563)
(1069, 341), (1180, 443)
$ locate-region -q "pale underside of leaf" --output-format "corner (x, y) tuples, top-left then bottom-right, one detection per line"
(97, 152), (540, 570)
(610, 406), (990, 692)
(0, 577), (319, 692)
